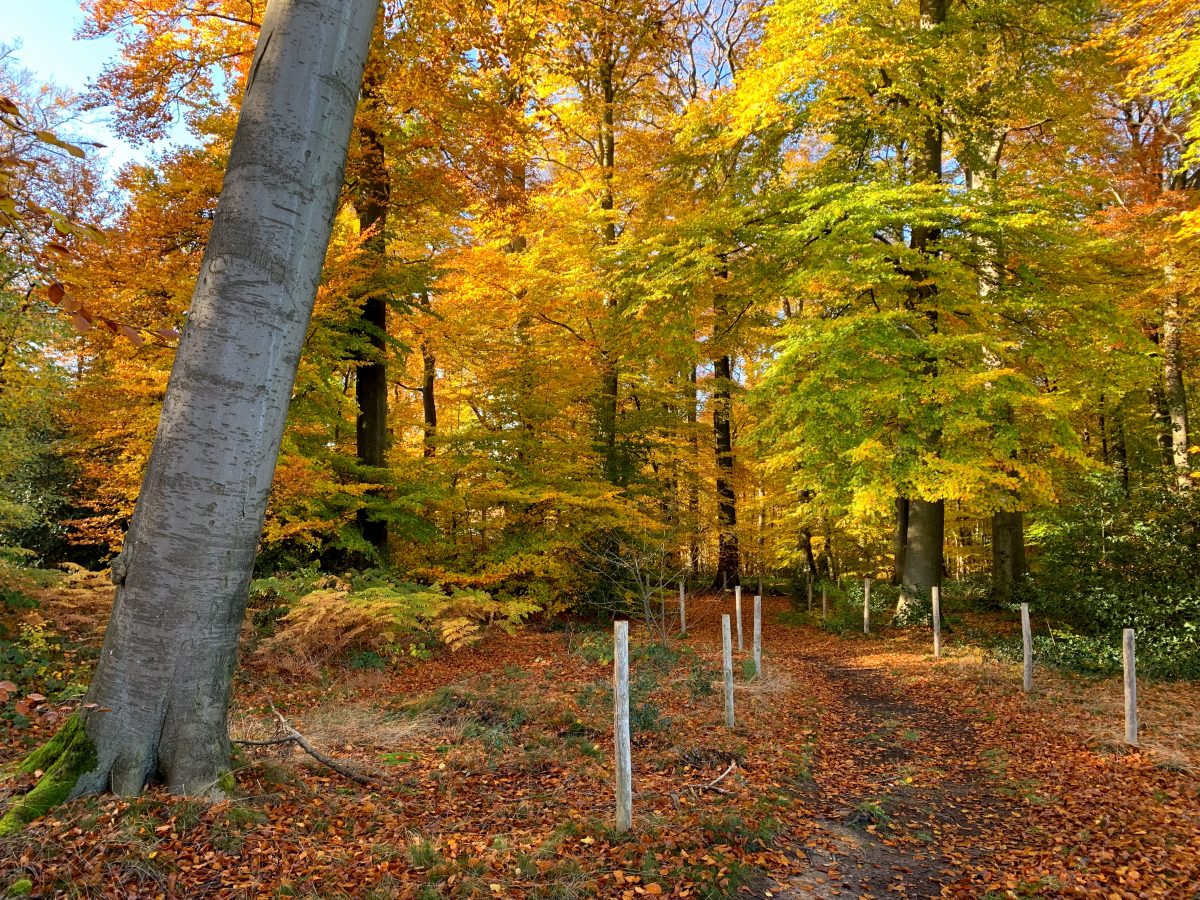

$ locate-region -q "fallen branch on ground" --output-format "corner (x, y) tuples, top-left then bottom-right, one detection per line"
(669, 760), (738, 808)
(232, 700), (374, 785)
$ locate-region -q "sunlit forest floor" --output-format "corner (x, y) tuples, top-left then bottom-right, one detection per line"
(3, 578), (1199, 898)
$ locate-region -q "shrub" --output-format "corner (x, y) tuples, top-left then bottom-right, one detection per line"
(259, 571), (540, 665)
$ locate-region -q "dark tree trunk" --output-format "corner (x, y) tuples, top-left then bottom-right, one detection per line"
(713, 351), (740, 588)
(7, 0), (378, 816)
(898, 499), (944, 619)
(1112, 410), (1131, 496)
(687, 366), (700, 576)
(801, 527), (816, 577)
(892, 497), (909, 586)
(991, 510), (1026, 605)
(353, 59), (390, 552)
(596, 56), (621, 484)
(421, 344), (437, 458)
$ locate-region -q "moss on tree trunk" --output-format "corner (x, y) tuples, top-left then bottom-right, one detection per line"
(0, 715), (96, 835)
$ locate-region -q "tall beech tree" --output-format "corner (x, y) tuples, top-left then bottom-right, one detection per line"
(1, 0), (378, 827)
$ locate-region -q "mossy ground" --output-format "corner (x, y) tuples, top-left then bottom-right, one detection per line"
(0, 714), (96, 836)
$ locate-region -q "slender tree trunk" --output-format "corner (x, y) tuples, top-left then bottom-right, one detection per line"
(420, 294), (437, 459)
(892, 497), (909, 586)
(1162, 288), (1191, 492)
(597, 56), (621, 484)
(1099, 392), (1110, 465)
(1112, 410), (1131, 496)
(800, 528), (816, 577)
(713, 350), (740, 588)
(52, 0), (376, 802)
(1145, 325), (1176, 471)
(687, 365), (700, 576)
(352, 52), (390, 551)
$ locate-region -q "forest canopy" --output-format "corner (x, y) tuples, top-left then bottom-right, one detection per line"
(0, 0), (1196, 669)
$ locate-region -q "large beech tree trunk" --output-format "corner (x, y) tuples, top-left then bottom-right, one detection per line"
(991, 510), (1027, 605)
(900, 499), (944, 613)
(896, 0), (947, 620)
(66, 0), (377, 800)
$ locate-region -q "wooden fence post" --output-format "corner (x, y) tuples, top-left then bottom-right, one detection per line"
(1020, 603), (1033, 693)
(807, 574), (813, 613)
(932, 585), (942, 659)
(753, 594), (762, 677)
(735, 592), (744, 652)
(679, 581), (686, 636)
(722, 614), (735, 728)
(1124, 628), (1138, 746)
(613, 621), (632, 832)
(863, 578), (872, 634)
(821, 584), (828, 621)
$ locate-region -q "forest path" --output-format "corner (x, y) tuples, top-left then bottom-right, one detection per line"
(767, 632), (1012, 898)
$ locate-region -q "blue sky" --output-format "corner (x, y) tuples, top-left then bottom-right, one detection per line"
(6, 0), (177, 172)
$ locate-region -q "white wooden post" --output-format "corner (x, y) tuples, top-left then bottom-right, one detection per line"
(932, 585), (942, 658)
(1020, 603), (1033, 693)
(753, 594), (762, 677)
(722, 615), (734, 728)
(1123, 628), (1138, 746)
(821, 584), (828, 621)
(863, 578), (871, 634)
(735, 593), (744, 652)
(679, 580), (686, 635)
(613, 621), (632, 831)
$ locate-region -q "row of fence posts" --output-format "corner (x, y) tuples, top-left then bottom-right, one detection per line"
(616, 578), (1144, 832)
(811, 575), (1138, 750)
(614, 582), (762, 832)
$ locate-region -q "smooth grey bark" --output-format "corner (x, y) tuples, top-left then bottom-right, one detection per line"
(75, 0), (378, 798)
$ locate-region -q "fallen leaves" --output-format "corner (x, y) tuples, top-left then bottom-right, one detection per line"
(2, 598), (1198, 897)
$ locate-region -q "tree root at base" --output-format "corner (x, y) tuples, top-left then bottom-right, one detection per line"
(0, 715), (96, 836)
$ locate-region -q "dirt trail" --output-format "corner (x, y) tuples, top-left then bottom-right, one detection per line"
(770, 636), (1016, 899)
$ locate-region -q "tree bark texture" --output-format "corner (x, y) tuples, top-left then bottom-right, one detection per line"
(74, 0), (378, 799)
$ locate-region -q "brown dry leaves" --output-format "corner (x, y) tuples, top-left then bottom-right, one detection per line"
(2, 595), (1199, 898)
